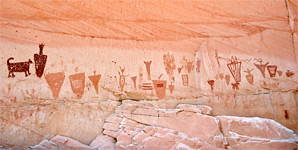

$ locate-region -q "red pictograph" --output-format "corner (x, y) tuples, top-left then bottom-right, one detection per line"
(227, 56), (242, 83)
(286, 70), (294, 77)
(182, 75), (188, 86)
(254, 61), (269, 78)
(45, 72), (65, 98)
(207, 80), (215, 91)
(244, 68), (254, 85)
(196, 59), (201, 73)
(88, 71), (101, 94)
(144, 61), (152, 80)
(118, 67), (126, 91)
(267, 65), (277, 77)
(69, 73), (85, 99)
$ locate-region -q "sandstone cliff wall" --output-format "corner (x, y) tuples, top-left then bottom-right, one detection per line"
(0, 0), (297, 148)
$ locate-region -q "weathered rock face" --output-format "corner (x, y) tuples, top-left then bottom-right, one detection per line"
(29, 135), (96, 150)
(103, 100), (226, 149)
(5, 134), (116, 150)
(89, 134), (116, 150)
(0, 0), (297, 148)
(8, 102), (298, 149)
(0, 100), (119, 147)
(218, 116), (298, 149)
(101, 100), (298, 149)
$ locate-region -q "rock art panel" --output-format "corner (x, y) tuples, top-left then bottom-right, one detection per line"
(7, 57), (33, 78)
(45, 72), (65, 98)
(1, 0), (298, 149)
(88, 71), (101, 94)
(34, 43), (47, 78)
(69, 73), (85, 98)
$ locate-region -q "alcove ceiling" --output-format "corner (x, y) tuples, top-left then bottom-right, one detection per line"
(0, 0), (292, 49)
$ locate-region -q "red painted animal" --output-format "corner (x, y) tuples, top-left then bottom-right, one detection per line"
(7, 57), (33, 78)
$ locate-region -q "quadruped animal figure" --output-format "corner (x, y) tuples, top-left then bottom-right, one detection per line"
(7, 57), (33, 78)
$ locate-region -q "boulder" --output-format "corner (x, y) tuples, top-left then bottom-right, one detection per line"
(89, 134), (116, 150)
(28, 135), (95, 150)
(217, 116), (298, 149)
(103, 100), (227, 148)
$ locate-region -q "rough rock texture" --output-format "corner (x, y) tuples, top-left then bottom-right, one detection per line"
(5, 134), (115, 150)
(89, 134), (116, 150)
(0, 0), (298, 148)
(7, 135), (96, 150)
(0, 100), (119, 147)
(102, 100), (298, 149)
(103, 100), (225, 148)
(286, 0), (298, 65)
(3, 101), (298, 149)
(218, 116), (298, 149)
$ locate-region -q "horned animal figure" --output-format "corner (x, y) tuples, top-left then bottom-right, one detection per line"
(7, 57), (33, 78)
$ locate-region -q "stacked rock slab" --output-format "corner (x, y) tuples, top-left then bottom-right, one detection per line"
(102, 100), (298, 149)
(102, 100), (225, 149)
(218, 116), (298, 149)
(3, 100), (298, 149)
(5, 134), (115, 150)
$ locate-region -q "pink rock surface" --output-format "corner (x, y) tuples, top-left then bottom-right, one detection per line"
(4, 102), (298, 150)
(8, 135), (96, 150)
(115, 125), (223, 150)
(217, 116), (298, 149)
(102, 101), (298, 150)
(176, 104), (212, 115)
(0, 0), (298, 148)
(0, 100), (119, 148)
(103, 100), (225, 148)
(47, 135), (95, 150)
(89, 134), (115, 150)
